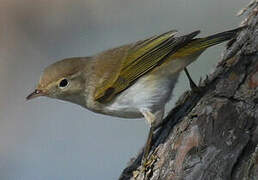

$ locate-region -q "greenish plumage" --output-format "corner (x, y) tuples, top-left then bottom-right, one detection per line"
(94, 27), (244, 103)
(27, 26), (245, 166)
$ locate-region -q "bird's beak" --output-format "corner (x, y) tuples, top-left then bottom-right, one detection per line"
(26, 89), (45, 100)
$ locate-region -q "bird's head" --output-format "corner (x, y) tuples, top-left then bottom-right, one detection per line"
(27, 57), (89, 106)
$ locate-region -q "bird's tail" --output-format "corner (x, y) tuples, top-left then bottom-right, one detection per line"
(173, 26), (246, 58)
(194, 26), (246, 48)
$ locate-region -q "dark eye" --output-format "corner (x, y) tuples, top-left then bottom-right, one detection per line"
(59, 78), (69, 88)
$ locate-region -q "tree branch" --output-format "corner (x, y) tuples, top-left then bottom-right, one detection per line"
(120, 2), (258, 180)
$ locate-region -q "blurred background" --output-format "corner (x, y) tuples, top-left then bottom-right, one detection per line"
(0, 0), (246, 179)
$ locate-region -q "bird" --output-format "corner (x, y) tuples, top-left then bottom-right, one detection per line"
(26, 26), (244, 165)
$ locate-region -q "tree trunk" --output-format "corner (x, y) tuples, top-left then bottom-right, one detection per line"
(119, 2), (258, 180)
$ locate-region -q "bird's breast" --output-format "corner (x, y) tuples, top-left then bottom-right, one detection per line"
(103, 70), (179, 118)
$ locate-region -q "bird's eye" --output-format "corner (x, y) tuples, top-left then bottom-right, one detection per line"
(59, 78), (69, 88)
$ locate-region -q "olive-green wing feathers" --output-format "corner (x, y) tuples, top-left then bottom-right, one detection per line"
(93, 27), (244, 103)
(93, 30), (200, 102)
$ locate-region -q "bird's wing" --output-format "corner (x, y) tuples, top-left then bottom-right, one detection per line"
(94, 30), (200, 102)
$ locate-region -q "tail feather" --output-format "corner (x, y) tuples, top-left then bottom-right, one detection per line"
(195, 26), (246, 49)
(172, 26), (246, 58)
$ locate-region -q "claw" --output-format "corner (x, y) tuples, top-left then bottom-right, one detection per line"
(184, 67), (202, 93)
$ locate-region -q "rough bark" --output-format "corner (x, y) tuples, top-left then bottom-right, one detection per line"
(119, 2), (258, 180)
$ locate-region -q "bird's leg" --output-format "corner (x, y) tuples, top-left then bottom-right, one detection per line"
(184, 67), (200, 93)
(143, 125), (154, 165)
(140, 109), (164, 167)
(140, 110), (155, 166)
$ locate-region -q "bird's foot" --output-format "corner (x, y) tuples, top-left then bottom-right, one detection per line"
(141, 154), (157, 169)
(132, 154), (157, 179)
(189, 81), (202, 93)
(184, 67), (202, 93)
